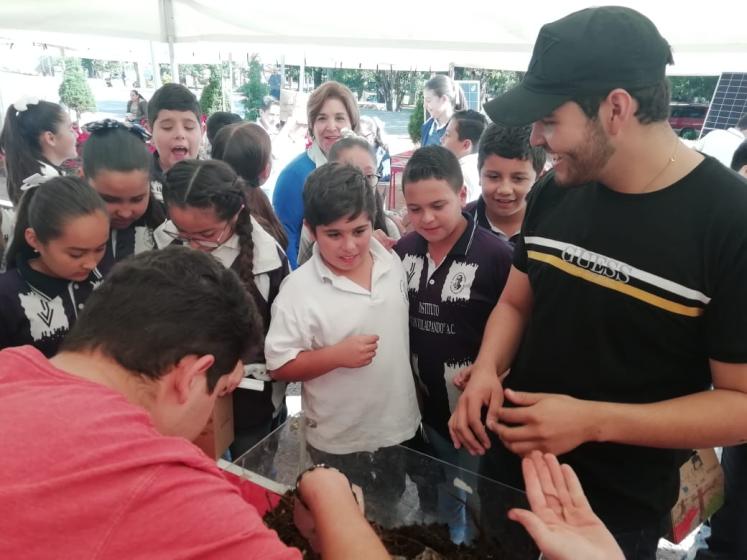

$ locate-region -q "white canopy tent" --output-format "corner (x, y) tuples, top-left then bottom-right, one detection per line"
(0, 0), (746, 75)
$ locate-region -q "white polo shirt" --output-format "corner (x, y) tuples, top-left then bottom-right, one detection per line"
(459, 153), (481, 203)
(265, 238), (420, 454)
(696, 127), (745, 168)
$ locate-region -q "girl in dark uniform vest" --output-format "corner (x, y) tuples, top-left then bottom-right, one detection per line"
(0, 176), (109, 356)
(82, 120), (166, 263)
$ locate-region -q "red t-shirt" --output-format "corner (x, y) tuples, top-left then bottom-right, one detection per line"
(0, 346), (301, 560)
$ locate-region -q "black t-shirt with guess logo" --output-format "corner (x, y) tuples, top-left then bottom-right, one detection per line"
(486, 156), (747, 532)
(394, 213), (513, 438)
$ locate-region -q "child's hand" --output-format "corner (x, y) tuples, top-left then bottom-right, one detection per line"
(372, 229), (396, 251)
(334, 334), (379, 368)
(453, 365), (473, 391)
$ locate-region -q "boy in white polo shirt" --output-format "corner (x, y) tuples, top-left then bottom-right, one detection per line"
(266, 163), (420, 492)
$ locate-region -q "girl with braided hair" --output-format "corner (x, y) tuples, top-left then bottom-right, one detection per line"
(157, 159), (289, 457)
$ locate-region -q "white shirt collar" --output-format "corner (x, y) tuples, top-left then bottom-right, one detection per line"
(38, 161), (60, 177)
(154, 216), (282, 273)
(311, 236), (392, 293)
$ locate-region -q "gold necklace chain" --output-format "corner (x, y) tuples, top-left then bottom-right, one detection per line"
(641, 137), (680, 193)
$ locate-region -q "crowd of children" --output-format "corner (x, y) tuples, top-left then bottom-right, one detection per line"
(2, 6), (747, 559)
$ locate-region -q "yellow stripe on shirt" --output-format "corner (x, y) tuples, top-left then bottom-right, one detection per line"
(527, 250), (704, 318)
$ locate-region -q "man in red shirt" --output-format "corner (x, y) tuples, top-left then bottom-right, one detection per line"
(0, 246), (388, 560)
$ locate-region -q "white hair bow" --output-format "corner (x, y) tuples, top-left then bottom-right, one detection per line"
(13, 96), (40, 113)
(20, 173), (54, 192)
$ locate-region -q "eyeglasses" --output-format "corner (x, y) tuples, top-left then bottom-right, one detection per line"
(164, 205), (243, 250)
(365, 174), (381, 188)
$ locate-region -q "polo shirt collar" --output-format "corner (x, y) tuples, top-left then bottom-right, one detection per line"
(250, 216), (283, 274)
(450, 212), (478, 257)
(153, 216), (282, 274)
(407, 212), (478, 258)
(312, 236), (392, 292)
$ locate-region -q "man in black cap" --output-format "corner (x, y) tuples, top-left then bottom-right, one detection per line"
(449, 6), (747, 559)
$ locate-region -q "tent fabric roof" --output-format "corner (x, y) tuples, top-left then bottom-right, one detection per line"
(1, 1), (746, 73)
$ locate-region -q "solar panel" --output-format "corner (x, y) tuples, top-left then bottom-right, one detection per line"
(456, 80), (481, 111)
(700, 72), (747, 139)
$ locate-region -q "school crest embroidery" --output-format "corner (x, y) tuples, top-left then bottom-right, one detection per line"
(133, 226), (155, 255)
(401, 254), (424, 293)
(441, 262), (477, 302)
(19, 293), (68, 341)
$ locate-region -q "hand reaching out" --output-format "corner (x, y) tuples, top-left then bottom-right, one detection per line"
(508, 451), (624, 560)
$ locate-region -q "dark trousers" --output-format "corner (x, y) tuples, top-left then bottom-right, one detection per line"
(307, 442), (408, 512)
(611, 517), (667, 560)
(230, 405), (287, 462)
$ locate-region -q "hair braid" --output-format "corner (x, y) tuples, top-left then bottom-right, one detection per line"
(233, 206), (262, 306)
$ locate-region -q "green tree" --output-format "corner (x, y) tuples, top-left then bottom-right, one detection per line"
(199, 66), (229, 115)
(334, 69), (370, 99)
(669, 76), (718, 103)
(409, 91), (425, 144)
(239, 56), (268, 120)
(58, 58), (96, 120)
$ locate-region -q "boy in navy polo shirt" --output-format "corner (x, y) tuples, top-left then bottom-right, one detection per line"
(395, 146), (513, 450)
(394, 146), (513, 539)
(465, 124), (546, 245)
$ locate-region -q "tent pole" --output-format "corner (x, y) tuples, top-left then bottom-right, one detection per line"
(160, 0), (179, 83)
(299, 56), (305, 93)
(280, 55), (285, 91)
(150, 41), (162, 89)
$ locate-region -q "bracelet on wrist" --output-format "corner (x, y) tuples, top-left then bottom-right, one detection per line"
(293, 463), (359, 509)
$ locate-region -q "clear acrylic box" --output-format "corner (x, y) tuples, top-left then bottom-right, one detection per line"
(232, 415), (538, 558)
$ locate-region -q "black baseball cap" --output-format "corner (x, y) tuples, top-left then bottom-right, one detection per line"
(485, 6), (673, 126)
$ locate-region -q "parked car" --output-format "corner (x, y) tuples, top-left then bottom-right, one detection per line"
(358, 92), (386, 111)
(669, 103), (708, 139)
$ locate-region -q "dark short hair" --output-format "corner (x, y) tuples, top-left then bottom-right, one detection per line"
(574, 78), (671, 124)
(478, 123), (546, 175)
(732, 140), (747, 172)
(303, 162), (376, 229)
(451, 110), (487, 152)
(148, 83), (201, 126)
(206, 111), (242, 144)
(402, 145), (463, 194)
(260, 96), (279, 112)
(62, 246), (258, 393)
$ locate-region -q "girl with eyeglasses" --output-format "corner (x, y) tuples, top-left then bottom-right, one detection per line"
(157, 159), (290, 458)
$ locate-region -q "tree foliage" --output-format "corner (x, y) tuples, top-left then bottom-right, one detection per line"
(58, 58), (96, 119)
(199, 66), (230, 115)
(240, 56), (268, 120)
(409, 91), (425, 144)
(669, 76), (718, 103)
